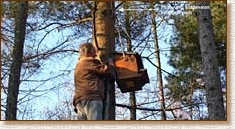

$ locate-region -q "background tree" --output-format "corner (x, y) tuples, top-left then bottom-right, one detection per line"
(5, 1), (28, 120)
(114, 1), (161, 120)
(151, 5), (167, 120)
(195, 1), (225, 120)
(1, 1), (226, 120)
(123, 1), (137, 120)
(1, 1), (89, 120)
(166, 1), (226, 119)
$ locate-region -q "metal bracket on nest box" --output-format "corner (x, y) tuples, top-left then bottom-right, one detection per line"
(113, 52), (150, 93)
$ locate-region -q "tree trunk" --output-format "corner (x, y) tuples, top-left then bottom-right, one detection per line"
(195, 1), (225, 120)
(151, 10), (167, 120)
(123, 2), (137, 120)
(93, 2), (115, 120)
(5, 1), (28, 120)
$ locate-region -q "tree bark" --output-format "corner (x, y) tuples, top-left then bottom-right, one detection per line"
(195, 1), (225, 120)
(5, 1), (28, 120)
(93, 2), (115, 120)
(151, 10), (167, 120)
(122, 2), (137, 120)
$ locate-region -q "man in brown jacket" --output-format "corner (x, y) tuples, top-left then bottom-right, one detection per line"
(73, 42), (114, 120)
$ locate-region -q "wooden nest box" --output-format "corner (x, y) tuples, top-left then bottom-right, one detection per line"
(113, 52), (150, 93)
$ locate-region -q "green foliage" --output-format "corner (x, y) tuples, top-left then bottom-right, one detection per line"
(166, 1), (226, 107)
(211, 1), (226, 68)
(1, 1), (226, 120)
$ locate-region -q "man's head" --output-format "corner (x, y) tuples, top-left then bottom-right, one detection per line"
(79, 43), (97, 58)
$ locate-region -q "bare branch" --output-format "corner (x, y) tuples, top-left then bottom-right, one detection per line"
(22, 49), (78, 62)
(77, 18), (92, 24)
(115, 1), (124, 10)
(116, 102), (205, 112)
(82, 1), (94, 10)
(116, 104), (165, 112)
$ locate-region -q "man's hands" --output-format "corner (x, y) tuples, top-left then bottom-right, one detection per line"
(108, 58), (114, 66)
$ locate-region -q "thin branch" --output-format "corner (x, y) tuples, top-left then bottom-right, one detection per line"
(22, 49), (78, 62)
(115, 1), (124, 10)
(116, 104), (162, 111)
(142, 56), (174, 77)
(77, 18), (92, 24)
(82, 1), (94, 10)
(92, 2), (100, 51)
(30, 22), (64, 31)
(138, 111), (158, 120)
(116, 102), (205, 112)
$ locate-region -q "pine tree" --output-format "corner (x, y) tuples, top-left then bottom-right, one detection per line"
(166, 1), (226, 120)
(195, 1), (225, 120)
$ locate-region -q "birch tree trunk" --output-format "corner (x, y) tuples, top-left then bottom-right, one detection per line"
(5, 1), (28, 120)
(195, 1), (225, 120)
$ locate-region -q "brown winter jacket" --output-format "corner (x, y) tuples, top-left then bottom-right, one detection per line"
(72, 57), (110, 107)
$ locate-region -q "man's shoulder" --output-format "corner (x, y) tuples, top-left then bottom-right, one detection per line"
(78, 57), (101, 64)
(79, 57), (96, 61)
